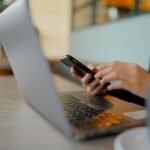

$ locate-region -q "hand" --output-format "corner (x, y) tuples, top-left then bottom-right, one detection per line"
(70, 64), (106, 95)
(95, 61), (150, 98)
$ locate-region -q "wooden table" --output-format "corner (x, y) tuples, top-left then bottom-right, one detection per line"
(0, 75), (115, 150)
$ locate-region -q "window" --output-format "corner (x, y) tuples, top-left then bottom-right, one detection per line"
(72, 0), (150, 30)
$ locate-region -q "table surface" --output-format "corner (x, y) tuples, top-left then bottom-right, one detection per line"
(0, 75), (116, 150)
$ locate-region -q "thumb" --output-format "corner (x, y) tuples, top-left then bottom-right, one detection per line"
(88, 64), (98, 73)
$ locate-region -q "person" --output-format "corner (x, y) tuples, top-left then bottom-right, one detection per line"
(71, 61), (150, 99)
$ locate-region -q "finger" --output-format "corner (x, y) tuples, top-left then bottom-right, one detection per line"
(81, 74), (91, 88)
(107, 81), (126, 91)
(100, 72), (118, 85)
(95, 67), (112, 79)
(91, 85), (106, 95)
(87, 79), (100, 92)
(96, 63), (111, 71)
(88, 64), (95, 70)
(71, 66), (82, 80)
(88, 64), (98, 73)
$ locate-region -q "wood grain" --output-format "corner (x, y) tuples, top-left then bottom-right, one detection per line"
(0, 75), (114, 150)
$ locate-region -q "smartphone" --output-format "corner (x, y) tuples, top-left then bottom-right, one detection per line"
(60, 55), (95, 81)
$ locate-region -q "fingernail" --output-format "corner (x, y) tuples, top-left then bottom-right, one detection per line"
(96, 79), (100, 82)
(96, 65), (102, 70)
(99, 80), (103, 85)
(87, 87), (90, 92)
(87, 73), (91, 77)
(107, 86), (111, 90)
(94, 74), (98, 78)
(96, 66), (100, 70)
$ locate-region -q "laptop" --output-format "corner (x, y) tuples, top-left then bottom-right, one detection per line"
(0, 0), (146, 140)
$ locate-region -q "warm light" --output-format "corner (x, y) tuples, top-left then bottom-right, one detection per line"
(103, 0), (135, 9)
(140, 0), (150, 11)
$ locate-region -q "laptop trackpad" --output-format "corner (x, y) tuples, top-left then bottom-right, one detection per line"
(74, 94), (113, 111)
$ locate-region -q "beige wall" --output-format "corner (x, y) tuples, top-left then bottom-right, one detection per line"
(29, 0), (71, 59)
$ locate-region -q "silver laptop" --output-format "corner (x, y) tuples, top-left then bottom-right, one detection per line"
(0, 0), (146, 140)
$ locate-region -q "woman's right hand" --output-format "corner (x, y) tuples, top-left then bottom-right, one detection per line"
(70, 64), (106, 95)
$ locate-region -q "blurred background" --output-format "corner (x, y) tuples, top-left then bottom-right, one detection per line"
(72, 0), (150, 29)
(0, 0), (150, 77)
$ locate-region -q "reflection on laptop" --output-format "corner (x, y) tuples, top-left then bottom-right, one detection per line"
(0, 0), (146, 140)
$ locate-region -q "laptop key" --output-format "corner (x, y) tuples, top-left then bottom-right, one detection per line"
(61, 95), (125, 129)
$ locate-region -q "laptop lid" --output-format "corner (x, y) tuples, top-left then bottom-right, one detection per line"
(0, 0), (72, 137)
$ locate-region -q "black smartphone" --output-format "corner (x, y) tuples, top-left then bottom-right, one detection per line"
(60, 55), (95, 81)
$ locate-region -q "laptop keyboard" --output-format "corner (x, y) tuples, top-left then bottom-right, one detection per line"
(61, 95), (124, 129)
(61, 95), (99, 123)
